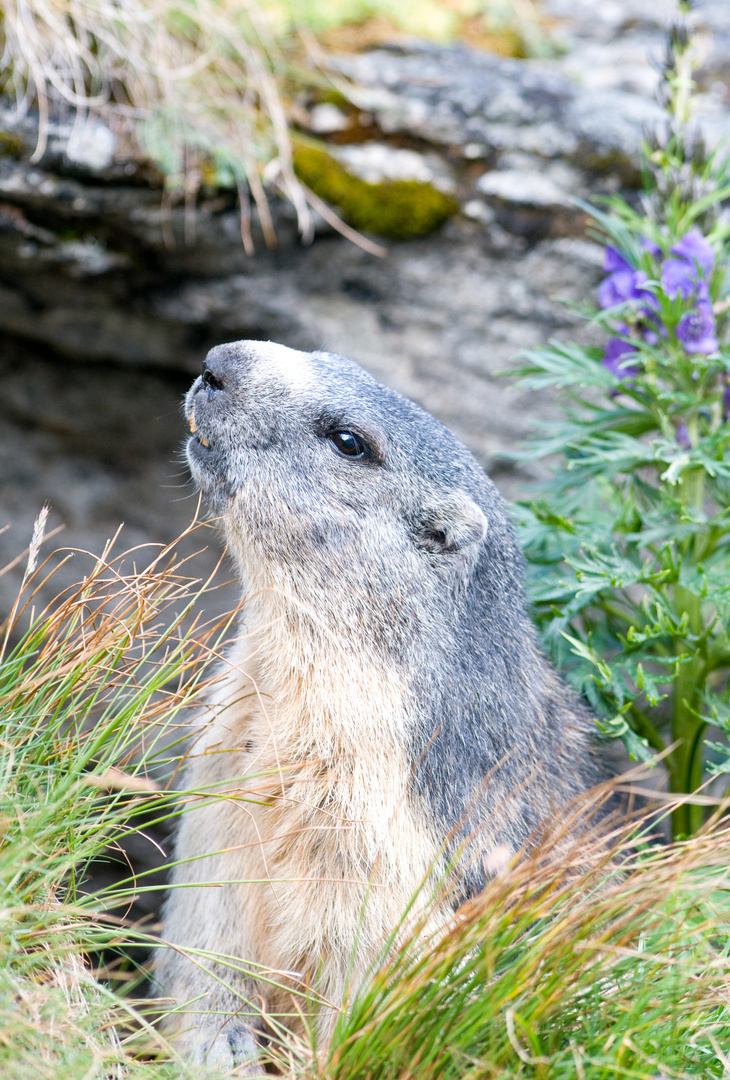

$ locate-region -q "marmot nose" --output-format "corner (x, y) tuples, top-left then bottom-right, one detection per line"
(200, 342), (252, 396)
(201, 361), (224, 394)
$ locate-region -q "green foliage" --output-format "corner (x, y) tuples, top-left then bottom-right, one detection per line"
(268, 0), (461, 39)
(511, 4), (730, 836)
(293, 144), (458, 239)
(263, 0), (552, 56)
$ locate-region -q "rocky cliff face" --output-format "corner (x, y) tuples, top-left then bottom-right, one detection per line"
(1, 0), (729, 615)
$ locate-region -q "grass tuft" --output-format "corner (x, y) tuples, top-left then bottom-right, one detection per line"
(314, 805), (730, 1079)
(0, 514), (237, 1078)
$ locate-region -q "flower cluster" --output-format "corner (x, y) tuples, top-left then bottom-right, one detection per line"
(661, 231), (719, 354)
(513, 1), (730, 840)
(599, 228), (719, 378)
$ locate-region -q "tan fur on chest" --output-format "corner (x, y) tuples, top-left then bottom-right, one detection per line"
(165, 605), (442, 1032)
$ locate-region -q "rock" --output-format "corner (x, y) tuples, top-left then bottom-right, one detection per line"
(474, 155), (589, 237)
(334, 43), (663, 180)
(64, 117), (118, 173)
(308, 102), (350, 134)
(330, 142), (456, 192)
(0, 337), (226, 620)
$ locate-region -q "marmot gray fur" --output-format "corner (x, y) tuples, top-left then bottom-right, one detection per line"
(157, 339), (611, 1071)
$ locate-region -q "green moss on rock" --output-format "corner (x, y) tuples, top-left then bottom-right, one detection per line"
(293, 145), (459, 240)
(0, 130), (26, 159)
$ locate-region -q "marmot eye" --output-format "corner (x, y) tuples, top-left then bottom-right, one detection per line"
(328, 429), (367, 459)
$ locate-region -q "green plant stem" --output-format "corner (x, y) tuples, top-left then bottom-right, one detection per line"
(598, 599), (640, 628)
(670, 671), (703, 837)
(672, 40), (694, 129)
(670, 458), (707, 835)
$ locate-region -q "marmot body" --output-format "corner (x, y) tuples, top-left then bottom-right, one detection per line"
(158, 339), (610, 1070)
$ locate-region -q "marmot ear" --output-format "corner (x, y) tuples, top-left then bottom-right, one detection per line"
(415, 491), (488, 554)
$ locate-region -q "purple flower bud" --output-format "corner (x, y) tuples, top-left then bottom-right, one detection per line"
(676, 297), (719, 355)
(602, 338), (640, 379)
(676, 424), (691, 450)
(724, 381), (730, 421)
(603, 246), (633, 274)
(670, 230), (715, 276)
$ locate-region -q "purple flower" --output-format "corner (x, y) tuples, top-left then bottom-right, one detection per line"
(670, 230), (715, 276)
(676, 296), (719, 355)
(597, 247), (662, 369)
(676, 424), (691, 450)
(658, 230), (718, 354)
(602, 337), (640, 379)
(724, 380), (730, 421)
(662, 231), (715, 298)
(598, 267), (656, 311)
(598, 269), (637, 308)
(661, 258), (696, 299)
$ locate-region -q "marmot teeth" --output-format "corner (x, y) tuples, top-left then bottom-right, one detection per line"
(190, 411), (208, 444)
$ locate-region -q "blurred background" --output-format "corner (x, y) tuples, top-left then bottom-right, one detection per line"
(1, 0), (729, 619)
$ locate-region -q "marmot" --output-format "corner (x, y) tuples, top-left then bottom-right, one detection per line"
(157, 339), (612, 1071)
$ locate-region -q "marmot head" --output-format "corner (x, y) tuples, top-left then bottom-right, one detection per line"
(185, 340), (523, 658)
